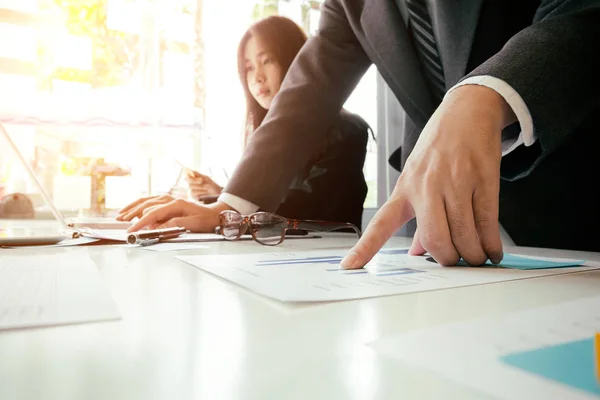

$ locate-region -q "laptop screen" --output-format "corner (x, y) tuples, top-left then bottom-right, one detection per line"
(0, 123), (63, 227)
(0, 121), (141, 226)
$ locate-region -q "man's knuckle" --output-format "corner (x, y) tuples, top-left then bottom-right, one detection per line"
(475, 218), (493, 230)
(435, 253), (460, 266)
(420, 231), (445, 252)
(463, 253), (487, 266)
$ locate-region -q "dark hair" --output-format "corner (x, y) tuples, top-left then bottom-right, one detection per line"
(237, 16), (308, 146)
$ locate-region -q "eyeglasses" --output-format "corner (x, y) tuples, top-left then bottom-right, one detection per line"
(218, 210), (361, 246)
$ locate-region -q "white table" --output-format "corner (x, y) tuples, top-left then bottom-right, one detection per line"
(0, 233), (599, 400)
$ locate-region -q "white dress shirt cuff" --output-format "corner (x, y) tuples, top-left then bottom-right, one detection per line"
(448, 75), (536, 156)
(218, 192), (260, 215)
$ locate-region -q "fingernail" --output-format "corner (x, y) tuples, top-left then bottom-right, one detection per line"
(340, 252), (360, 269)
(490, 253), (503, 265)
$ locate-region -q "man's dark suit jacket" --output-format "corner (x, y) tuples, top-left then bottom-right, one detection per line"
(225, 0), (600, 251)
(201, 110), (369, 228)
(274, 109), (369, 229)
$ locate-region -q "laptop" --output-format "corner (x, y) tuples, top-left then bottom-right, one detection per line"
(0, 122), (132, 246)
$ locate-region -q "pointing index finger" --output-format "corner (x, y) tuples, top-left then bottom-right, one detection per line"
(341, 196), (414, 269)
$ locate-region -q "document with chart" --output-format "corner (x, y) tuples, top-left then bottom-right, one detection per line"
(0, 251), (120, 330)
(176, 248), (598, 302)
(370, 295), (600, 400)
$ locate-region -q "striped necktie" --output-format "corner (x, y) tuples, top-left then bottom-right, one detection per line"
(405, 0), (446, 103)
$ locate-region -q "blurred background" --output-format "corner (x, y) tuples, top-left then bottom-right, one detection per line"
(0, 0), (380, 221)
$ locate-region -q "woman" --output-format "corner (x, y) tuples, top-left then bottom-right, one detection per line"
(119, 15), (370, 228)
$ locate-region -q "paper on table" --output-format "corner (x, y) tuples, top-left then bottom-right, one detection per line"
(140, 242), (209, 252)
(55, 237), (101, 246)
(81, 231), (261, 243)
(0, 252), (120, 330)
(59, 231), (227, 245)
(162, 233), (227, 243)
(501, 338), (599, 396)
(175, 248), (596, 302)
(79, 229), (128, 242)
(2, 236), (101, 249)
(456, 253), (585, 270)
(79, 231), (224, 244)
(163, 233), (320, 243)
(370, 295), (600, 400)
(75, 229), (321, 246)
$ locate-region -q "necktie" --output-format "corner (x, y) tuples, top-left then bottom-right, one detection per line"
(405, 0), (446, 103)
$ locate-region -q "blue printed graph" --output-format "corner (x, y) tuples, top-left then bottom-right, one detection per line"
(323, 266), (424, 277)
(377, 249), (410, 255)
(500, 337), (600, 396)
(255, 256), (342, 266)
(254, 250), (424, 277)
(255, 249), (411, 267)
(370, 268), (424, 277)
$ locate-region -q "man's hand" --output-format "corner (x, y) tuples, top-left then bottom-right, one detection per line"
(126, 200), (232, 232)
(341, 85), (516, 269)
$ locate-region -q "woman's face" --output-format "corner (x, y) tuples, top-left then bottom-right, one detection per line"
(244, 35), (283, 110)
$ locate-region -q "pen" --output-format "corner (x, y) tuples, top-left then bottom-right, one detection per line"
(127, 227), (187, 245)
(133, 233), (182, 246)
(168, 167), (185, 195)
(137, 238), (161, 247)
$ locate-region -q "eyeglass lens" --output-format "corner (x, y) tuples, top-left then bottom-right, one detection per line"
(220, 211), (245, 240)
(249, 212), (287, 245)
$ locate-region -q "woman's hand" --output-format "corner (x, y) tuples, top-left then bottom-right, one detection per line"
(185, 170), (222, 199)
(117, 194), (176, 221)
(126, 199), (232, 233)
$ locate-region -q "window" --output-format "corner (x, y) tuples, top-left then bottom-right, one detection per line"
(0, 0), (201, 217)
(0, 0), (378, 220)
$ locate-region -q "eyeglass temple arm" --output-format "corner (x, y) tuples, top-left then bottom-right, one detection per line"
(288, 220), (362, 238)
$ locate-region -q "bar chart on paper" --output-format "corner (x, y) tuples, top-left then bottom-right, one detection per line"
(176, 248), (596, 302)
(370, 295), (600, 400)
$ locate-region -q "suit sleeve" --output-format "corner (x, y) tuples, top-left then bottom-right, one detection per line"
(222, 0), (372, 211)
(275, 118), (369, 223)
(463, 0), (600, 179)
